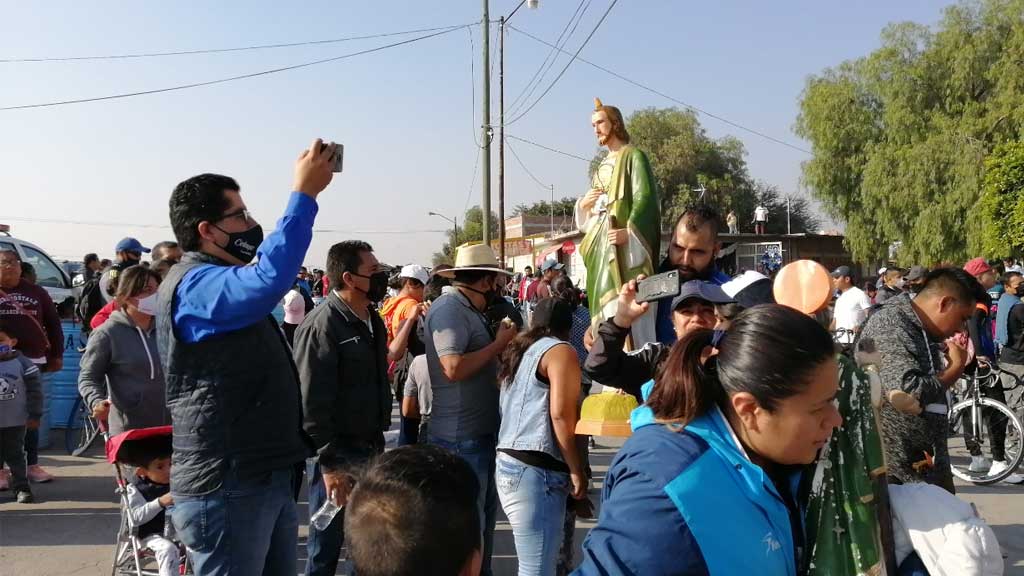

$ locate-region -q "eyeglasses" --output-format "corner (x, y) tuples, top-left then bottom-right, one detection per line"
(219, 208), (253, 225)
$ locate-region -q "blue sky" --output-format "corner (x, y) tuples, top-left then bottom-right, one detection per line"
(1, 0), (948, 267)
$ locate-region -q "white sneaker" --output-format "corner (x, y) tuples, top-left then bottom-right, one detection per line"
(988, 460), (1024, 484)
(969, 456), (990, 473)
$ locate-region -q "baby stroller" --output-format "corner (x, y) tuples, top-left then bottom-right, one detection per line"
(105, 425), (191, 576)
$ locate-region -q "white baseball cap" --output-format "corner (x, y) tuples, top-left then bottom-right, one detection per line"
(399, 264), (430, 285)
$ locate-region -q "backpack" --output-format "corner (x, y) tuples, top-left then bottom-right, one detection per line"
(76, 275), (106, 333)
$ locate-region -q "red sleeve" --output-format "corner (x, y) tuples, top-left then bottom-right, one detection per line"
(90, 301), (117, 330)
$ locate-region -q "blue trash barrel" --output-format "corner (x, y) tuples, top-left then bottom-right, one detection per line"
(36, 371), (52, 449)
(50, 321), (85, 430)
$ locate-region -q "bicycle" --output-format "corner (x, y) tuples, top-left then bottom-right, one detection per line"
(948, 360), (1024, 484)
(65, 394), (102, 457)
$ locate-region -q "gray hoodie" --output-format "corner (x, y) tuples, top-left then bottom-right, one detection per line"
(78, 309), (169, 436)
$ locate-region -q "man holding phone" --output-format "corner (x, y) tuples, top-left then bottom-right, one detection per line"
(156, 139), (336, 575)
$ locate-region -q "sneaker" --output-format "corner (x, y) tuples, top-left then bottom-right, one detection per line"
(27, 465), (53, 483)
(988, 461), (1024, 484)
(0, 469), (9, 491)
(969, 456), (990, 473)
(15, 490), (33, 504)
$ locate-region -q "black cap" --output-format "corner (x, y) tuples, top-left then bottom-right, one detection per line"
(830, 265), (852, 278)
(670, 280), (734, 311)
(906, 265), (927, 282)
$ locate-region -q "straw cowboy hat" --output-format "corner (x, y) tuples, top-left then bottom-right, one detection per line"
(437, 245), (510, 278)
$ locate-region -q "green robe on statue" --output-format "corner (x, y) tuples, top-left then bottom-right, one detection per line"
(805, 354), (886, 576)
(578, 145), (660, 341)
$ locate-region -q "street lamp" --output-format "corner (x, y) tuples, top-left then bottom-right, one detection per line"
(497, 0), (539, 267)
(428, 211), (458, 246)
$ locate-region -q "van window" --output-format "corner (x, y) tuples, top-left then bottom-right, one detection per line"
(20, 245), (67, 289)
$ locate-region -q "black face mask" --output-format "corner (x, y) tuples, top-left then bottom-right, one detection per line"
(214, 224), (264, 263)
(353, 271), (389, 302)
(459, 283), (499, 310)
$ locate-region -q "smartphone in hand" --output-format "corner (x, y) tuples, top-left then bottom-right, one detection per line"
(320, 142), (345, 173)
(635, 270), (680, 304)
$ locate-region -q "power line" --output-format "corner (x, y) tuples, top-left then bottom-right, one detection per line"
(505, 0), (590, 117)
(0, 25), (468, 112)
(505, 133), (592, 163)
(0, 215), (446, 234)
(505, 0), (619, 126)
(0, 23), (473, 63)
(507, 25), (812, 155)
(463, 150), (482, 214)
(505, 137), (550, 190)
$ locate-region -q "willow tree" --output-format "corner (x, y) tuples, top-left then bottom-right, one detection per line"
(795, 0), (1024, 264)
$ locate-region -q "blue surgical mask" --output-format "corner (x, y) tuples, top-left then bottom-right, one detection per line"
(0, 344), (11, 355)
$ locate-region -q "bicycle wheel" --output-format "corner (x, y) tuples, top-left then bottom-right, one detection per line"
(65, 396), (101, 457)
(949, 396), (1024, 485)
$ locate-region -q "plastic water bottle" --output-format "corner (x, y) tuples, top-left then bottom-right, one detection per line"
(310, 491), (342, 531)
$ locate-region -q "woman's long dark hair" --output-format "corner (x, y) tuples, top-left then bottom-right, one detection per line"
(648, 304), (834, 423)
(115, 266), (162, 310)
(498, 298), (572, 386)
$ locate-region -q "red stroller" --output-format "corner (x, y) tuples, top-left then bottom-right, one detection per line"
(105, 425), (191, 576)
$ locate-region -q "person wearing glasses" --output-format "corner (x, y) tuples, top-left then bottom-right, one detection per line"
(155, 140), (337, 575)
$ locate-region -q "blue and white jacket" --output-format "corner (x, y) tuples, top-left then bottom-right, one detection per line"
(574, 391), (801, 575)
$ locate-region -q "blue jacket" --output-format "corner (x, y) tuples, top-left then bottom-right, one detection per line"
(575, 404), (800, 576)
(655, 268), (730, 345)
(172, 192), (317, 343)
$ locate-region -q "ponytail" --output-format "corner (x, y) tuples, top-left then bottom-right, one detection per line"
(648, 328), (722, 424)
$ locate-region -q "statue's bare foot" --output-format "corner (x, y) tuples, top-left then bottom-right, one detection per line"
(888, 390), (923, 415)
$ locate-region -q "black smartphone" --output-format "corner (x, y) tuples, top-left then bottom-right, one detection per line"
(636, 270), (680, 304)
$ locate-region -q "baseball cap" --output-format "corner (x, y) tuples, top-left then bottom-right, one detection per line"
(963, 257), (992, 278)
(399, 264), (430, 285)
(115, 237), (151, 254)
(540, 260), (564, 272)
(878, 267), (887, 276)
(670, 280), (735, 311)
(830, 265), (852, 279)
(906, 265), (928, 282)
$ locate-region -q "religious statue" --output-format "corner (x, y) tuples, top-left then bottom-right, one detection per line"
(575, 98), (660, 345)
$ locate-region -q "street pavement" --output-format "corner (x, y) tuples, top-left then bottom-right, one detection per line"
(1, 429), (1022, 575)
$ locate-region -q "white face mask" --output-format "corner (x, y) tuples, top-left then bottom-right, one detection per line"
(136, 294), (158, 316)
(895, 278), (906, 289)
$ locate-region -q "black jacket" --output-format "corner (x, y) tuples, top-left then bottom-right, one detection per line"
(583, 318), (667, 404)
(294, 292), (392, 470)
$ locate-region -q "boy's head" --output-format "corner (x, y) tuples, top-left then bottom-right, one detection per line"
(118, 435), (172, 485)
(345, 444), (481, 576)
(0, 320), (18, 353)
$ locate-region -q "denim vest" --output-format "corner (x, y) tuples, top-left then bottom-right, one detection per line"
(498, 337), (566, 460)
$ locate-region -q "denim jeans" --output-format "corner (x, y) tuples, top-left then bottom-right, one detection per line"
(495, 452), (569, 576)
(171, 466), (298, 576)
(305, 447), (380, 576)
(429, 434), (497, 576)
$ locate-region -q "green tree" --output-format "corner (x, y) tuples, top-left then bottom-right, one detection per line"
(752, 182), (822, 235)
(512, 197), (578, 218)
(980, 141), (1024, 257)
(588, 107), (818, 232)
(431, 205), (499, 266)
(795, 0), (1024, 264)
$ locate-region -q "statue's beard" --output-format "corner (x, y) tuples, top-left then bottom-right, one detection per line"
(597, 132), (610, 146)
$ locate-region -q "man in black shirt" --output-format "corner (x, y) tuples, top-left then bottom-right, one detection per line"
(997, 272), (1024, 484)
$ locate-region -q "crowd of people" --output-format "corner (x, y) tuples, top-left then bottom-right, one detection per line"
(0, 138), (1018, 576)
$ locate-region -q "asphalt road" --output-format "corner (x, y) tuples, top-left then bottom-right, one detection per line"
(1, 430), (1021, 575)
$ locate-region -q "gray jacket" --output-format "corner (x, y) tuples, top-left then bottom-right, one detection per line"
(78, 309), (169, 436)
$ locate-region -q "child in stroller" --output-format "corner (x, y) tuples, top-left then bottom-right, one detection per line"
(107, 425), (185, 576)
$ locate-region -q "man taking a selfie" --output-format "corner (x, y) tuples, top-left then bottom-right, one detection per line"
(156, 140), (336, 575)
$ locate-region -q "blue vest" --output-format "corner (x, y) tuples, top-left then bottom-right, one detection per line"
(630, 384), (797, 575)
(498, 337), (566, 459)
(996, 292), (1021, 346)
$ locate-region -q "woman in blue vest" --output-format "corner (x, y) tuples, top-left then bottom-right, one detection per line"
(574, 305), (842, 575)
(496, 297), (587, 576)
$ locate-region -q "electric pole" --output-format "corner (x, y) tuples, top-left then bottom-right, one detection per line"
(481, 0), (492, 245)
(498, 15), (506, 266)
